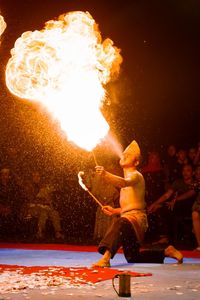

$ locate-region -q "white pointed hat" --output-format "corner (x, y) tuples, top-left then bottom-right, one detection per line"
(123, 140), (141, 162)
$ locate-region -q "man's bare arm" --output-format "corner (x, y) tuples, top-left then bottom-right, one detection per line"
(175, 190), (196, 202)
(95, 166), (125, 188)
(95, 166), (139, 188)
(104, 172), (127, 188)
(156, 189), (174, 204)
(148, 189), (174, 213)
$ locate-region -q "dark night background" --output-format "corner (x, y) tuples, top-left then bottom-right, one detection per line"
(0, 0), (199, 156)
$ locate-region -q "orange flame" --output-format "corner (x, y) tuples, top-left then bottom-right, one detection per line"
(0, 14), (6, 38)
(6, 11), (122, 151)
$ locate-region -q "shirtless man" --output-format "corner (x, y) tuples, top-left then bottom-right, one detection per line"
(93, 140), (183, 267)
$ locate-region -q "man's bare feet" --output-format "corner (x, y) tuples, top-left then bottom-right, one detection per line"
(165, 245), (183, 264)
(92, 258), (111, 268)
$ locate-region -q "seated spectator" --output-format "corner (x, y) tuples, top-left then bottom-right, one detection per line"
(141, 151), (166, 201)
(23, 171), (64, 240)
(163, 144), (179, 187)
(141, 151), (166, 242)
(176, 149), (188, 179)
(193, 142), (200, 166)
(172, 164), (200, 250)
(190, 165), (200, 251)
(0, 167), (22, 239)
(188, 147), (198, 167)
(0, 168), (13, 218)
(148, 164), (195, 244)
(5, 146), (23, 186)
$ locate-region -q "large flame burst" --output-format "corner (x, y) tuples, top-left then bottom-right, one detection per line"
(0, 14), (6, 38)
(6, 11), (122, 151)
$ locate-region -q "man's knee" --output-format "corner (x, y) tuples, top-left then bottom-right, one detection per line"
(119, 218), (135, 238)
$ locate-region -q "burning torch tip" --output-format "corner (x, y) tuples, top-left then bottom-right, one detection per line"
(78, 171), (85, 177)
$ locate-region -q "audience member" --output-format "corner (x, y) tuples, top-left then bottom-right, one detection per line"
(0, 168), (13, 219)
(23, 171), (64, 240)
(193, 143), (200, 166)
(188, 147), (198, 167)
(190, 165), (200, 250)
(5, 147), (24, 186)
(141, 151), (166, 242)
(0, 168), (22, 238)
(148, 164), (195, 244)
(176, 149), (188, 179)
(163, 144), (179, 187)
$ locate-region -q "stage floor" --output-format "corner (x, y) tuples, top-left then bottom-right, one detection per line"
(0, 244), (200, 300)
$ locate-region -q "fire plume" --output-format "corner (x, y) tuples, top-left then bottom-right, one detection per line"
(0, 14), (6, 38)
(6, 11), (122, 151)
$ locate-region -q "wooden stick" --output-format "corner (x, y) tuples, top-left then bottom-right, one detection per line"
(87, 189), (103, 208)
(78, 171), (103, 208)
(92, 150), (98, 166)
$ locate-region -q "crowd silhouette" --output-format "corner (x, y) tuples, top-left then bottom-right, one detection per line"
(0, 141), (200, 251)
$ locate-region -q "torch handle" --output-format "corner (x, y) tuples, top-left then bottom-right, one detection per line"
(87, 190), (103, 208)
(92, 150), (98, 166)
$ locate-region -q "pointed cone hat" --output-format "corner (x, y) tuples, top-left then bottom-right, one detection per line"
(123, 140), (141, 162)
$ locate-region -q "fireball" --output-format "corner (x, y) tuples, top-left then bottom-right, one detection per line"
(0, 14), (6, 38)
(6, 11), (122, 151)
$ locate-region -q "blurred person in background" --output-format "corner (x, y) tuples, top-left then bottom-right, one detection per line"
(0, 167), (23, 239)
(141, 151), (166, 243)
(148, 164), (195, 244)
(22, 171), (64, 240)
